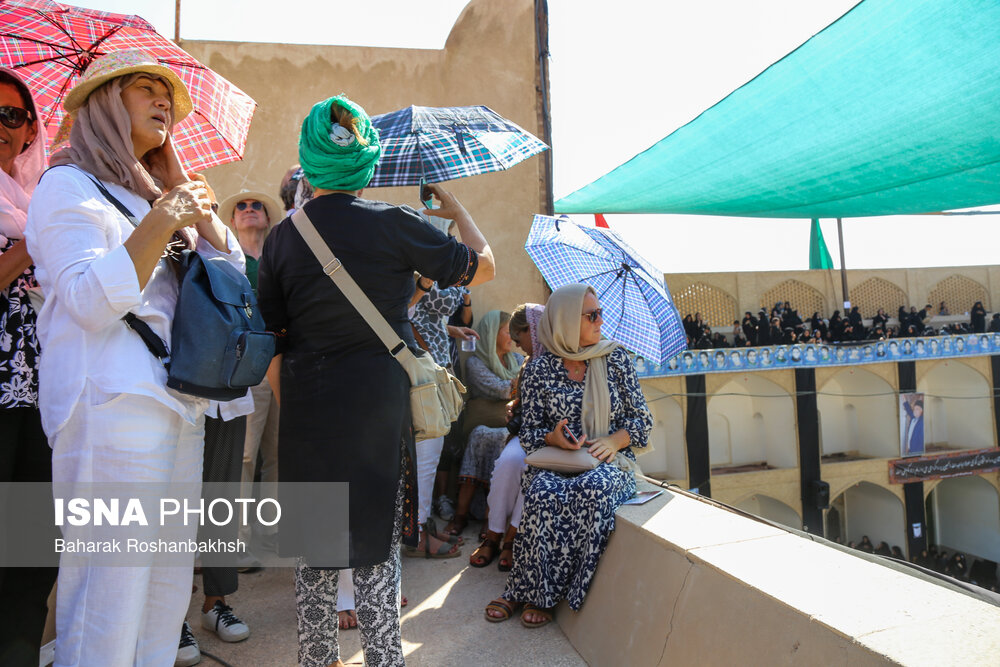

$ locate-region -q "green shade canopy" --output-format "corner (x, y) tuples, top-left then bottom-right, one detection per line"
(555, 0), (1000, 218)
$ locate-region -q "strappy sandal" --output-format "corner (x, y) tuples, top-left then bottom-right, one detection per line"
(401, 532), (461, 559)
(497, 540), (515, 572)
(520, 603), (554, 629)
(425, 517), (463, 546)
(444, 514), (468, 537)
(484, 598), (519, 623)
(469, 537), (500, 568)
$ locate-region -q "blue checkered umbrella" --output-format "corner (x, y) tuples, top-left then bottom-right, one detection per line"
(368, 105), (548, 187)
(524, 215), (687, 364)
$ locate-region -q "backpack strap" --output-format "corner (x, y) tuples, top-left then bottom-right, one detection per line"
(45, 165), (171, 366)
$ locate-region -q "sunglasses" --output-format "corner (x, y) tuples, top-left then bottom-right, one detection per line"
(236, 201), (264, 211)
(0, 106), (33, 130)
(582, 308), (603, 323)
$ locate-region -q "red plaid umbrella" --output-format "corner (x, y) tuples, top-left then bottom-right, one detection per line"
(0, 0), (255, 171)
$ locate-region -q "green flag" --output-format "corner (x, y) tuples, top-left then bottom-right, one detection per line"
(809, 218), (834, 269)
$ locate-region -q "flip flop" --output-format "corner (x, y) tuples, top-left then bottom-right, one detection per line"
(484, 598), (519, 623)
(520, 603), (553, 629)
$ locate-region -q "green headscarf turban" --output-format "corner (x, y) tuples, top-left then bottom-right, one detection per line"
(298, 95), (381, 191)
(473, 310), (522, 381)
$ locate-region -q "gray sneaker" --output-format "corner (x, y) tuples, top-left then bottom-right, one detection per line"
(435, 495), (455, 521)
(175, 622), (200, 667)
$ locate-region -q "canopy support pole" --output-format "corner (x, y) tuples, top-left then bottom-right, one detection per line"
(836, 218), (849, 308)
(174, 0), (181, 42)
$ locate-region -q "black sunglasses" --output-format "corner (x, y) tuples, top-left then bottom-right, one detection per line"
(0, 106), (33, 130)
(236, 201), (264, 211)
(582, 308), (603, 323)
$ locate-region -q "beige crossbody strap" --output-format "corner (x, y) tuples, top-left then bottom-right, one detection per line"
(290, 208), (418, 366)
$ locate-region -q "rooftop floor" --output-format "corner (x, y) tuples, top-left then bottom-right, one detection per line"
(183, 543), (585, 666)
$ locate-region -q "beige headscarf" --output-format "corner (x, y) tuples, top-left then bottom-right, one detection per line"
(538, 284), (619, 439)
(51, 73), (171, 202)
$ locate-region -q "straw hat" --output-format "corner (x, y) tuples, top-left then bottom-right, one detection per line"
(63, 49), (192, 121)
(218, 190), (284, 229)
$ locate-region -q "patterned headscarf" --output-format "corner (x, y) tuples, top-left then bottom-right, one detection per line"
(298, 95), (381, 191)
(525, 303), (546, 359)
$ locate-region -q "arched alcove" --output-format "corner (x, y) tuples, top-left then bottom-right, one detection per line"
(708, 413), (733, 466)
(917, 362), (993, 451)
(672, 282), (737, 327)
(928, 274), (990, 312)
(642, 398), (687, 480)
(817, 368), (898, 459)
(927, 475), (1000, 562)
(708, 375), (797, 471)
(850, 277), (909, 319)
(734, 494), (801, 530)
(760, 279), (826, 322)
(838, 481), (907, 557)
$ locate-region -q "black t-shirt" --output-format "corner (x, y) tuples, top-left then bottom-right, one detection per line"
(259, 193), (475, 355)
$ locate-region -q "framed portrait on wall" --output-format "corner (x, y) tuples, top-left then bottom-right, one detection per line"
(900, 392), (925, 457)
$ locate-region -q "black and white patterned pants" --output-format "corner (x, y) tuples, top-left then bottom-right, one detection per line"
(295, 474), (405, 666)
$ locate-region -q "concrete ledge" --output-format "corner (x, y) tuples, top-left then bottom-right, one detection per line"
(557, 481), (1000, 666)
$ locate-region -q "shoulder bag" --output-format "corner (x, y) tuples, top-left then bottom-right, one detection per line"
(62, 166), (276, 400)
(291, 208), (465, 440)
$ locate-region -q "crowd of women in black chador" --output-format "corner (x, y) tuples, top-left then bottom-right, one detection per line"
(681, 299), (996, 350)
(839, 536), (999, 592)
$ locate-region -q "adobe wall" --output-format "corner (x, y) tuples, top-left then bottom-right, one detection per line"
(182, 0), (548, 315)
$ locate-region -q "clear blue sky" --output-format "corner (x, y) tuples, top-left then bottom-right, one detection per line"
(64, 0), (1000, 274)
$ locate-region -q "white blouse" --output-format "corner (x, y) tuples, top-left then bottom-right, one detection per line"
(25, 166), (245, 436)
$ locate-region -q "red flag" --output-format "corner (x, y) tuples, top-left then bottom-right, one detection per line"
(594, 213), (609, 228)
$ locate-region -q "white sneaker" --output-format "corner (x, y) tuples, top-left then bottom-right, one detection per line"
(201, 601), (250, 642)
(435, 495), (456, 521)
(175, 622), (201, 667)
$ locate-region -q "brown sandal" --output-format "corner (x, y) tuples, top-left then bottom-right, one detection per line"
(470, 537), (500, 568)
(484, 597), (518, 623)
(444, 514), (468, 537)
(497, 540), (515, 572)
(520, 603), (554, 629)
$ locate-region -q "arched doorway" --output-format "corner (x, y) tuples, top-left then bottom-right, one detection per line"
(734, 494), (801, 530)
(643, 397), (686, 480)
(708, 375), (797, 472)
(834, 481), (906, 556)
(927, 476), (1000, 563)
(917, 362), (993, 452)
(817, 368), (897, 460)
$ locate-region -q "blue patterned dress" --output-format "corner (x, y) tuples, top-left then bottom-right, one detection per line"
(503, 346), (652, 610)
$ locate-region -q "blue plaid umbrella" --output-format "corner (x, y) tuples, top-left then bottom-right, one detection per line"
(524, 215), (687, 364)
(368, 105), (548, 187)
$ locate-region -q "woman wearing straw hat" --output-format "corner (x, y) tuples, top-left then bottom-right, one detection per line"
(25, 50), (244, 666)
(258, 94), (494, 666)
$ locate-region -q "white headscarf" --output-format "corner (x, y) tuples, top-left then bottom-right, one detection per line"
(0, 67), (46, 241)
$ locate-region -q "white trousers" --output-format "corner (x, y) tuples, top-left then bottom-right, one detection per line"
(337, 568), (355, 611)
(487, 437), (525, 535)
(239, 377), (279, 543)
(414, 436), (444, 525)
(51, 388), (204, 667)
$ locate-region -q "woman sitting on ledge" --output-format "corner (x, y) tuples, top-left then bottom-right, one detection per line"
(485, 283), (652, 628)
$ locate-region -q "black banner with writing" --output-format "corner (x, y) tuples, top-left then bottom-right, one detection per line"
(888, 448), (1000, 484)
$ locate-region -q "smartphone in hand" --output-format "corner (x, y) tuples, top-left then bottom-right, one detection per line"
(419, 179), (433, 208)
(563, 424), (579, 445)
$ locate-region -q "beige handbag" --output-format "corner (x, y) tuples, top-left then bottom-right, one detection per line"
(291, 209), (466, 440)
